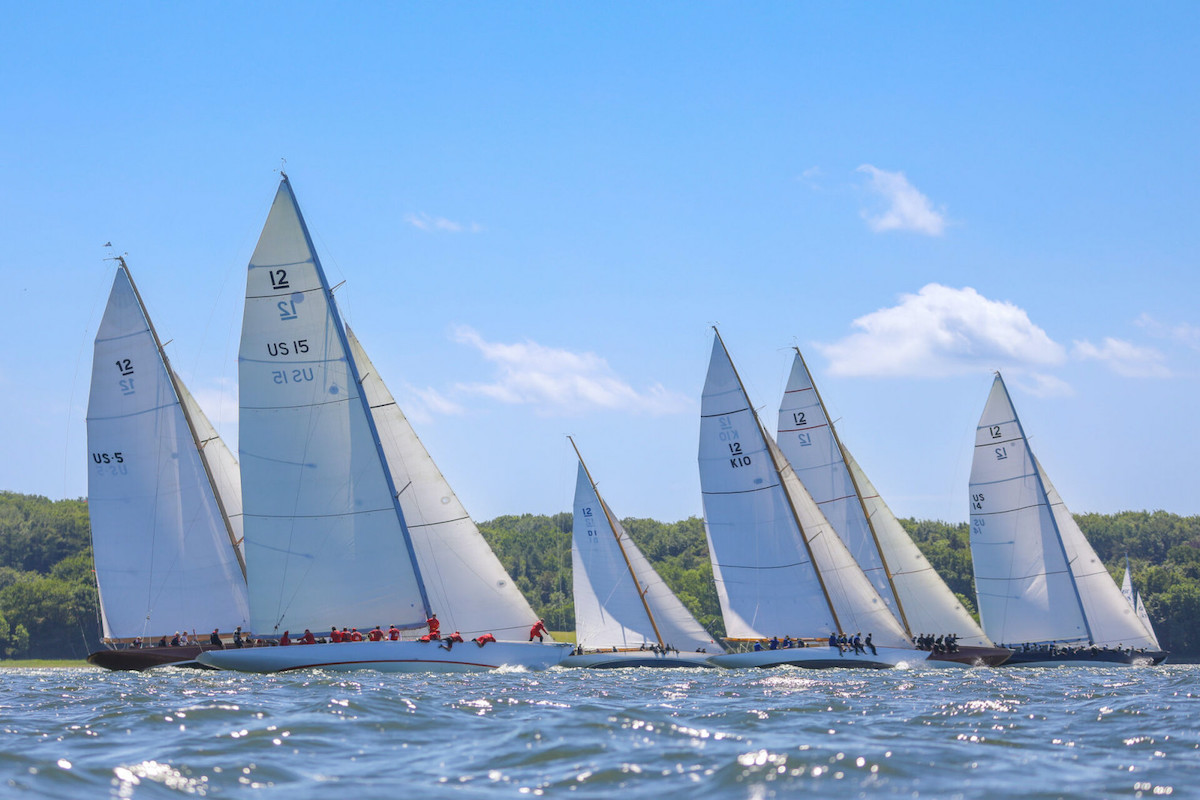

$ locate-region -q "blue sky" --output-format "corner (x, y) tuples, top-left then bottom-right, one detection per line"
(2, 4), (1198, 524)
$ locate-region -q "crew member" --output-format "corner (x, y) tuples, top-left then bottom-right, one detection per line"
(529, 619), (547, 642)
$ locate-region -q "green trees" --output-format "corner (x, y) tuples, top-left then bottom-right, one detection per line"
(1, 488), (1198, 658)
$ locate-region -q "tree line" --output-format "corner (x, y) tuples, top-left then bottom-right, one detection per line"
(1, 489), (1197, 659)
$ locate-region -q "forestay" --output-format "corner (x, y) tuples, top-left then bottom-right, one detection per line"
(87, 265), (249, 640)
(347, 326), (538, 640)
(572, 458), (718, 653)
(237, 177), (428, 636)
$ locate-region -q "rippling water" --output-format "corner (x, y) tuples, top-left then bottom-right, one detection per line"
(1, 664), (1195, 798)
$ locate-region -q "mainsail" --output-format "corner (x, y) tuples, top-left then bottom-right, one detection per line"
(969, 374), (1157, 649)
(86, 261), (249, 640)
(237, 176), (429, 636)
(698, 331), (909, 647)
(776, 349), (992, 646)
(570, 440), (719, 653)
(346, 326), (539, 639)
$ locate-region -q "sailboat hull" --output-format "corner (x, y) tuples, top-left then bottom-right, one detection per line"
(923, 646), (1013, 668)
(708, 646), (921, 670)
(1001, 649), (1167, 667)
(87, 645), (220, 671)
(196, 641), (572, 673)
(560, 651), (716, 669)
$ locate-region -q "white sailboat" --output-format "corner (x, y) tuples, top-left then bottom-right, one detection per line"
(699, 330), (920, 669)
(1121, 559), (1161, 651)
(968, 373), (1166, 666)
(561, 438), (720, 668)
(199, 176), (567, 673)
(86, 259), (249, 670)
(776, 349), (1009, 667)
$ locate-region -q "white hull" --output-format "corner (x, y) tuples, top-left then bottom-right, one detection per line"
(197, 640), (571, 673)
(559, 651), (716, 669)
(708, 646), (922, 670)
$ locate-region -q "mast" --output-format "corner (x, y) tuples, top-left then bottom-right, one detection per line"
(713, 328), (842, 633)
(113, 255), (247, 579)
(569, 436), (664, 648)
(995, 374), (1093, 643)
(277, 174), (432, 620)
(794, 346), (909, 634)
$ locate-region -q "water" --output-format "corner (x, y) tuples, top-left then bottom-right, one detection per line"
(1, 665), (1195, 799)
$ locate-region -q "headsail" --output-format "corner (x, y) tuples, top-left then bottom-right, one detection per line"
(237, 176), (428, 636)
(777, 349), (992, 646)
(86, 262), (249, 640)
(571, 441), (719, 653)
(698, 331), (909, 647)
(346, 326), (539, 639)
(969, 373), (1157, 649)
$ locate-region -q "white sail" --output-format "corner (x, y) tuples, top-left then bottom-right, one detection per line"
(969, 375), (1088, 645)
(969, 373), (1157, 649)
(1041, 466), (1158, 650)
(698, 332), (909, 647)
(237, 177), (428, 636)
(843, 448), (992, 646)
(174, 376), (245, 564)
(346, 326), (538, 640)
(776, 350), (992, 646)
(86, 264), (249, 640)
(571, 453), (719, 653)
(1121, 563), (1160, 649)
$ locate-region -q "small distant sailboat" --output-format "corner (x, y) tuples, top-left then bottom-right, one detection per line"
(699, 330), (920, 669)
(1121, 558), (1161, 651)
(775, 349), (1009, 667)
(968, 373), (1166, 666)
(560, 438), (720, 668)
(86, 259), (249, 670)
(199, 176), (567, 673)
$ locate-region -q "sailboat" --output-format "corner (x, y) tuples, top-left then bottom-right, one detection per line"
(968, 373), (1166, 666)
(775, 349), (1009, 667)
(1121, 558), (1161, 651)
(699, 330), (921, 669)
(86, 259), (250, 670)
(560, 438), (720, 668)
(198, 176), (568, 673)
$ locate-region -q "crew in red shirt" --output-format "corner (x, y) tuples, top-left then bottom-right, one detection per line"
(300, 629), (316, 645)
(474, 633), (496, 647)
(440, 631), (465, 651)
(279, 630), (291, 646)
(388, 625), (400, 641)
(426, 613), (440, 638)
(330, 627), (343, 643)
(529, 619), (547, 642)
(349, 628), (363, 642)
(368, 625), (384, 642)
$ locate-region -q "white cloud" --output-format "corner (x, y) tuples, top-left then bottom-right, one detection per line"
(404, 212), (482, 234)
(1136, 313), (1200, 350)
(799, 166), (823, 190)
(451, 326), (690, 416)
(817, 284), (1067, 377)
(1011, 372), (1074, 398)
(857, 165), (947, 236)
(1073, 338), (1170, 378)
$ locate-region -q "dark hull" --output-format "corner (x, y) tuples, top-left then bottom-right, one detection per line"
(926, 646), (1013, 667)
(87, 644), (223, 671)
(1001, 649), (1168, 667)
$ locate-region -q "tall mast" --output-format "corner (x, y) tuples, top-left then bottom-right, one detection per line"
(996, 373), (1092, 643)
(794, 346), (909, 634)
(569, 436), (664, 648)
(114, 255), (247, 579)
(278, 174), (432, 620)
(714, 328), (842, 633)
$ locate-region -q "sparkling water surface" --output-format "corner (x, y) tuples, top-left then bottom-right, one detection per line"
(1, 664), (1195, 799)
